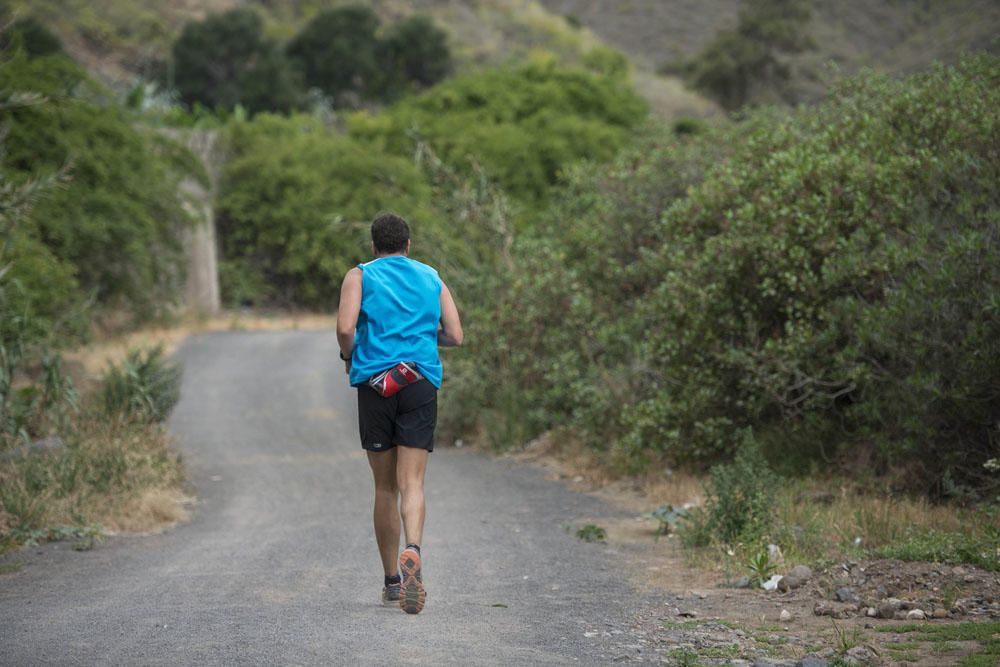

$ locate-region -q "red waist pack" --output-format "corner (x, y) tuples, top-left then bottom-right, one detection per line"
(368, 362), (423, 398)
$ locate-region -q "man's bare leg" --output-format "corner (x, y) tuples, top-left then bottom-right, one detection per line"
(396, 445), (428, 614)
(367, 449), (400, 577)
(396, 445), (428, 547)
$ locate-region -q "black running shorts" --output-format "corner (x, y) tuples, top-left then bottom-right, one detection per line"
(357, 379), (437, 452)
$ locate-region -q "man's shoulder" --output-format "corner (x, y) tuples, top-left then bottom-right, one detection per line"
(405, 258), (441, 279)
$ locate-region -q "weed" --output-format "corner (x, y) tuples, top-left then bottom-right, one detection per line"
(876, 622), (1000, 642)
(932, 641), (959, 654)
(830, 618), (864, 653)
(699, 644), (740, 658)
(875, 529), (1000, 572)
(101, 346), (182, 423)
(878, 622), (1000, 666)
(646, 504), (688, 537)
(747, 548), (778, 587)
(665, 648), (704, 666)
(575, 524), (607, 543)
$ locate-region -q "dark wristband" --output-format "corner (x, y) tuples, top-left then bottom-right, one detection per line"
(339, 350), (351, 361)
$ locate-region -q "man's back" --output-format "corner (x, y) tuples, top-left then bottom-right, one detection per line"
(349, 256), (443, 388)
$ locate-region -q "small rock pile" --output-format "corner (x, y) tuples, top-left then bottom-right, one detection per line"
(773, 559), (1000, 620)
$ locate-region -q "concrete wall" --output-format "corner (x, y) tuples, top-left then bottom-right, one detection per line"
(165, 129), (223, 316)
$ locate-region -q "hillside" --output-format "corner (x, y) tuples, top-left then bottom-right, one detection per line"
(3, 0), (714, 118)
(6, 1), (996, 116)
(540, 0), (1000, 101)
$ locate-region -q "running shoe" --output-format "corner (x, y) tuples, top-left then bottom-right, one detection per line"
(381, 581), (401, 606)
(398, 547), (426, 614)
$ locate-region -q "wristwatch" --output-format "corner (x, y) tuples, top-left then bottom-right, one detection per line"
(339, 350), (351, 361)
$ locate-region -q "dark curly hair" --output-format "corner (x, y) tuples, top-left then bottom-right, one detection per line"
(371, 212), (410, 254)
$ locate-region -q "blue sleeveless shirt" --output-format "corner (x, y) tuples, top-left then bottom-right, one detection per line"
(349, 256), (443, 389)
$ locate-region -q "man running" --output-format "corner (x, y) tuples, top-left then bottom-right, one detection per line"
(336, 212), (464, 614)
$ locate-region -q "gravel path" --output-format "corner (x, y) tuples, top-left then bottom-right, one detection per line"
(0, 330), (668, 666)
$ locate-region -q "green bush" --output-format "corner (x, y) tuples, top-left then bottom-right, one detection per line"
(0, 16), (63, 58)
(101, 346), (182, 423)
(173, 8), (301, 114)
(449, 54), (1000, 496)
(376, 15), (452, 97)
(440, 122), (737, 453)
(624, 55), (1000, 493)
(347, 56), (647, 215)
(681, 0), (813, 110)
(0, 52), (197, 328)
(701, 438), (778, 545)
(216, 114), (442, 307)
(286, 5), (379, 102)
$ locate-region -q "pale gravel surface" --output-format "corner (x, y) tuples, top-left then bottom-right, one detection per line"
(0, 330), (692, 666)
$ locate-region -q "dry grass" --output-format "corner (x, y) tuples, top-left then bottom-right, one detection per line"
(0, 413), (189, 552)
(99, 486), (193, 535)
(506, 429), (704, 513)
(501, 429), (995, 574)
(67, 310), (335, 380)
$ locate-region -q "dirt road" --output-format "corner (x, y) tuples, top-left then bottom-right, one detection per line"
(0, 330), (678, 665)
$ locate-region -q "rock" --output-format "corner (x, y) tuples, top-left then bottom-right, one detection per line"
(797, 656), (828, 667)
(733, 575), (753, 589)
(951, 599), (967, 615)
(779, 565), (813, 591)
(953, 566), (967, 576)
(865, 607), (877, 617)
(906, 609), (926, 620)
(780, 609), (793, 622)
(964, 575), (976, 583)
(813, 602), (833, 617)
(836, 587), (859, 603)
(677, 609), (698, 618)
(877, 602), (898, 619)
(932, 608), (949, 619)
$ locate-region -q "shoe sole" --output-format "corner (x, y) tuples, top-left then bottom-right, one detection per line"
(399, 548), (425, 615)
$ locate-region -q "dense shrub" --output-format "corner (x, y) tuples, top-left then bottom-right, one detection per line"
(376, 15), (452, 97)
(679, 439), (779, 549)
(347, 56), (647, 215)
(439, 122), (741, 449)
(286, 5), (379, 103)
(680, 0), (813, 110)
(216, 114), (442, 307)
(173, 8), (301, 114)
(624, 55), (1000, 495)
(453, 54), (1000, 496)
(0, 16), (63, 58)
(0, 52), (197, 332)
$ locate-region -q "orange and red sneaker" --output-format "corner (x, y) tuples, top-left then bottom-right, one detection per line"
(399, 547), (426, 614)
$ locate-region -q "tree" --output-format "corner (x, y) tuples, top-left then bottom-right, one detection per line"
(286, 5), (379, 102)
(683, 0), (813, 110)
(376, 15), (452, 98)
(0, 17), (63, 58)
(172, 8), (300, 114)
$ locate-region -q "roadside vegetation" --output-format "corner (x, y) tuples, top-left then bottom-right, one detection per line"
(2, 1), (999, 592)
(0, 30), (190, 553)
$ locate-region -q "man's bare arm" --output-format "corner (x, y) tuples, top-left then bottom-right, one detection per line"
(438, 282), (464, 347)
(337, 268), (363, 363)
